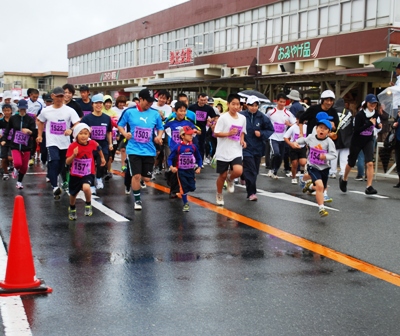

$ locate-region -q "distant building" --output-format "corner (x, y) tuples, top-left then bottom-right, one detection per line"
(0, 71), (68, 96)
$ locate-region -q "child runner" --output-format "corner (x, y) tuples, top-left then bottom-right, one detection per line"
(168, 126), (202, 211)
(66, 123), (106, 220)
(1, 100), (36, 189)
(292, 118), (337, 217)
(0, 104), (13, 180)
(214, 93), (247, 206)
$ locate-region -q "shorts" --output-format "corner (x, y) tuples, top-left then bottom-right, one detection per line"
(177, 169), (196, 194)
(289, 147), (307, 161)
(308, 166), (330, 189)
(69, 174), (95, 196)
(347, 140), (374, 167)
(0, 145), (11, 158)
(47, 146), (67, 162)
(216, 157), (243, 174)
(127, 154), (155, 178)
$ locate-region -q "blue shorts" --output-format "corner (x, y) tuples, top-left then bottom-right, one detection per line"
(177, 169), (196, 194)
(308, 166), (330, 188)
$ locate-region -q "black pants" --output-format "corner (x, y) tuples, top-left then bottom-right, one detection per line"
(395, 140), (400, 176)
(197, 127), (206, 161)
(94, 151), (109, 179)
(243, 155), (261, 197)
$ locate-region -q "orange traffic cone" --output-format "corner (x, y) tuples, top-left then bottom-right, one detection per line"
(0, 196), (52, 296)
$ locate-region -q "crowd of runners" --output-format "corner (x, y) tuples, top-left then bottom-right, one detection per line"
(0, 85), (393, 219)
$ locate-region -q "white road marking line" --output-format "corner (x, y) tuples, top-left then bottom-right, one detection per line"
(76, 191), (129, 222)
(25, 172), (47, 175)
(348, 191), (389, 199)
(0, 240), (32, 336)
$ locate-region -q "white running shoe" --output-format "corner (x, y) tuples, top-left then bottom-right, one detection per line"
(16, 182), (23, 189)
(291, 178), (298, 184)
(90, 186), (97, 195)
(96, 178), (104, 189)
(134, 200), (142, 210)
(216, 193), (224, 206)
(226, 176), (235, 193)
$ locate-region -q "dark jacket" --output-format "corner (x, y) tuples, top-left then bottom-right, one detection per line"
(1, 114), (36, 151)
(299, 103), (339, 136)
(333, 98), (353, 149)
(240, 109), (274, 157)
(352, 109), (381, 145)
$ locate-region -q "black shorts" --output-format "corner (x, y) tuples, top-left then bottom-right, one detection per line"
(216, 157), (243, 174)
(117, 136), (127, 151)
(347, 140), (374, 167)
(127, 154), (154, 178)
(0, 145), (11, 158)
(69, 174), (95, 196)
(308, 166), (330, 189)
(177, 169), (196, 194)
(289, 147), (307, 161)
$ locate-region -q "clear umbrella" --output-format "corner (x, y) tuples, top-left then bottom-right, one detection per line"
(377, 86), (400, 117)
(238, 90), (271, 103)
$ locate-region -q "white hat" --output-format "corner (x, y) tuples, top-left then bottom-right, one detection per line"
(73, 123), (91, 138)
(170, 100), (177, 108)
(0, 93), (3, 98)
(246, 95), (260, 105)
(320, 90), (335, 99)
(287, 90), (301, 101)
(3, 91), (12, 100)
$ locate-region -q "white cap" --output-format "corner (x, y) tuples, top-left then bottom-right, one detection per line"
(246, 95), (260, 105)
(73, 123), (91, 138)
(3, 91), (12, 100)
(170, 100), (177, 108)
(0, 93), (3, 98)
(320, 90), (335, 99)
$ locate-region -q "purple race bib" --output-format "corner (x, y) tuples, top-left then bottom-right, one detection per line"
(195, 110), (207, 121)
(179, 154), (195, 169)
(133, 127), (152, 143)
(293, 133), (299, 141)
(309, 147), (327, 165)
(360, 125), (374, 136)
(112, 129), (117, 141)
(7, 129), (14, 141)
(50, 121), (66, 135)
(13, 130), (29, 146)
(172, 130), (180, 144)
(91, 126), (107, 140)
(71, 158), (91, 177)
(274, 122), (285, 133)
(83, 111), (91, 116)
(27, 112), (36, 119)
(228, 125), (243, 141)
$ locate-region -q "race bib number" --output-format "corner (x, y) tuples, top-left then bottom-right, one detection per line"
(179, 154), (195, 169)
(7, 129), (14, 141)
(228, 125), (243, 141)
(195, 110), (207, 121)
(27, 112), (36, 119)
(71, 158), (91, 177)
(274, 122), (285, 133)
(293, 133), (299, 141)
(172, 130), (180, 144)
(134, 127), (152, 143)
(50, 121), (66, 135)
(13, 130), (29, 146)
(112, 129), (117, 141)
(309, 147), (327, 165)
(91, 126), (107, 140)
(360, 125), (373, 136)
(83, 111), (91, 116)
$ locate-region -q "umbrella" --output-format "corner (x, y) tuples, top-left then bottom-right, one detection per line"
(372, 56), (400, 82)
(238, 90), (271, 103)
(213, 97), (228, 112)
(377, 86), (400, 118)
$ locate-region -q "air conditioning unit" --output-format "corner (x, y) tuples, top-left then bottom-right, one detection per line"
(221, 67), (232, 78)
(242, 69), (248, 76)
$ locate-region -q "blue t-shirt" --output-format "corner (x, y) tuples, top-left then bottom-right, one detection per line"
(118, 107), (164, 156)
(81, 113), (112, 154)
(164, 117), (199, 149)
(167, 109), (196, 124)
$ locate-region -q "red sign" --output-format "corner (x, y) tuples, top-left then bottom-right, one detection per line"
(169, 48), (193, 66)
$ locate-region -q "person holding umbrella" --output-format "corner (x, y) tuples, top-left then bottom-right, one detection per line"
(389, 63), (400, 86)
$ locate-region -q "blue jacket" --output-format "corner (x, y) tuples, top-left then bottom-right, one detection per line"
(240, 110), (274, 157)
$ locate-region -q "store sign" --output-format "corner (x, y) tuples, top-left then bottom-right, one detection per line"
(100, 71), (119, 82)
(169, 48), (193, 66)
(268, 39), (323, 63)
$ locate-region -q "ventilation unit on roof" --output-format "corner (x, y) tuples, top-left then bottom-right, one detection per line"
(221, 67), (232, 78)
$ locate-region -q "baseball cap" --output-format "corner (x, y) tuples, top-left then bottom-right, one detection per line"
(17, 99), (28, 110)
(79, 85), (89, 91)
(287, 90), (301, 101)
(316, 112), (334, 121)
(92, 93), (104, 103)
(139, 89), (155, 103)
(52, 87), (64, 96)
(317, 119), (332, 131)
(320, 90), (335, 99)
(207, 97), (214, 104)
(73, 123), (91, 138)
(170, 100), (177, 108)
(246, 95), (260, 105)
(43, 94), (53, 102)
(365, 94), (378, 104)
(179, 126), (195, 136)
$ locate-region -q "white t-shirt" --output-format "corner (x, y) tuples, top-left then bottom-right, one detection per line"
(152, 102), (172, 119)
(37, 104), (80, 150)
(284, 124), (307, 147)
(215, 112), (247, 162)
(266, 108), (296, 141)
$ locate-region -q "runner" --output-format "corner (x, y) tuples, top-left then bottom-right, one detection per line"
(0, 104), (13, 180)
(37, 87), (80, 200)
(76, 85), (93, 117)
(117, 89), (164, 210)
(168, 126), (202, 212)
(26, 88), (43, 166)
(214, 93), (247, 206)
(66, 123), (106, 220)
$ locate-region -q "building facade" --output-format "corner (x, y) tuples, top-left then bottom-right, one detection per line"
(67, 0), (400, 104)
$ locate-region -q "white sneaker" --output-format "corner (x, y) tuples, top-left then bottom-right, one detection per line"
(226, 176), (235, 193)
(266, 169), (273, 177)
(291, 178), (298, 184)
(204, 157), (211, 165)
(125, 187), (131, 195)
(272, 173), (279, 179)
(134, 200), (142, 210)
(285, 171), (292, 177)
(90, 186), (96, 195)
(96, 178), (104, 189)
(329, 173), (336, 179)
(216, 193), (224, 206)
(16, 182), (23, 189)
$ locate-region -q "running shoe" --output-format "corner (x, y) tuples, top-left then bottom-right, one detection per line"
(324, 195), (333, 203)
(248, 194), (258, 201)
(12, 168), (18, 179)
(104, 172), (113, 181)
(365, 186), (378, 195)
(182, 203), (190, 212)
(169, 193), (178, 199)
(271, 173), (279, 179)
(318, 208), (329, 217)
(68, 207), (77, 220)
(96, 178), (104, 190)
(354, 176), (364, 181)
(53, 187), (62, 200)
(2, 174), (9, 181)
(16, 182), (23, 189)
(266, 169), (273, 177)
(28, 158), (34, 167)
(298, 175), (305, 189)
(140, 180), (146, 188)
(62, 181), (69, 191)
(134, 200), (142, 210)
(223, 181), (227, 189)
(302, 180), (313, 193)
(84, 205), (93, 216)
(125, 187), (131, 195)
(285, 170), (292, 177)
(226, 176), (235, 193)
(90, 186), (96, 195)
(339, 176), (347, 192)
(121, 165), (127, 172)
(291, 178), (297, 184)
(329, 173), (336, 179)
(203, 157), (211, 165)
(216, 193), (224, 206)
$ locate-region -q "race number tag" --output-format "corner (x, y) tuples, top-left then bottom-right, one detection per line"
(83, 111), (91, 116)
(195, 110), (207, 121)
(179, 154), (195, 169)
(27, 112), (36, 119)
(71, 158), (91, 177)
(7, 129), (14, 141)
(133, 127), (152, 143)
(309, 147), (327, 165)
(112, 129), (117, 141)
(172, 130), (180, 144)
(13, 131), (29, 146)
(91, 126), (107, 140)
(50, 121), (67, 135)
(228, 125), (243, 141)
(274, 122), (285, 133)
(360, 125), (373, 136)
(293, 133), (299, 141)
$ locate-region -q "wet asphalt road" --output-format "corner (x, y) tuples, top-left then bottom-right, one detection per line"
(1, 162), (400, 335)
